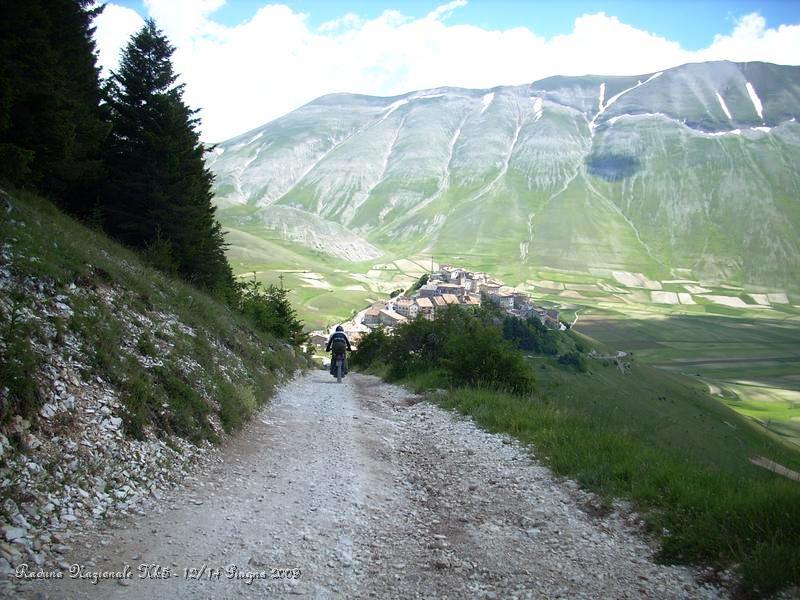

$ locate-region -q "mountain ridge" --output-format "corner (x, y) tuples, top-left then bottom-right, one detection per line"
(208, 59), (800, 295)
(220, 59), (799, 144)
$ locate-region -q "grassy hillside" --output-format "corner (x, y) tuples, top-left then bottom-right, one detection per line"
(435, 384), (800, 597)
(528, 345), (800, 473)
(222, 219), (380, 329)
(574, 313), (800, 448)
(0, 188), (305, 441)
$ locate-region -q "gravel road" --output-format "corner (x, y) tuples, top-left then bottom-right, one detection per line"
(16, 372), (723, 599)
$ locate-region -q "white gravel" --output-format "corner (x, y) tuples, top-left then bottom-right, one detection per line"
(15, 373), (725, 599)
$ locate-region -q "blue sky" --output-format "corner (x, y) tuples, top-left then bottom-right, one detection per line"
(113, 0), (800, 50)
(96, 0), (800, 140)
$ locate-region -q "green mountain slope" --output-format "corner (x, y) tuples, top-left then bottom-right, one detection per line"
(208, 60), (800, 300)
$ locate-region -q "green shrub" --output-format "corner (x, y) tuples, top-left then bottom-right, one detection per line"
(217, 381), (257, 433)
(501, 314), (570, 355)
(558, 351), (588, 372)
(442, 327), (534, 393)
(350, 326), (390, 368)
(405, 273), (429, 295)
(353, 306), (534, 394)
(0, 332), (42, 425)
(236, 278), (306, 345)
(155, 367), (212, 442)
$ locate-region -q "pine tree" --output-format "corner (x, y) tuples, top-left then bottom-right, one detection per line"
(0, 0), (107, 215)
(102, 19), (233, 295)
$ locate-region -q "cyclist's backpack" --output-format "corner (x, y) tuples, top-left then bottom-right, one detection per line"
(331, 336), (347, 353)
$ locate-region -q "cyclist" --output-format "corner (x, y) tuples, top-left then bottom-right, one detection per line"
(325, 325), (352, 377)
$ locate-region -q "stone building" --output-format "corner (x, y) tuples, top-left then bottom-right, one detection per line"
(393, 296), (419, 320)
(415, 297), (434, 320)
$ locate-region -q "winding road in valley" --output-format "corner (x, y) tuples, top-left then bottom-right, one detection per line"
(18, 373), (722, 599)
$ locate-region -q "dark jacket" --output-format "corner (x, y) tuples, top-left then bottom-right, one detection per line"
(325, 331), (352, 352)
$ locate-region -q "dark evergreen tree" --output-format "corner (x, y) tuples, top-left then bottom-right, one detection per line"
(102, 19), (233, 295)
(0, 0), (107, 215)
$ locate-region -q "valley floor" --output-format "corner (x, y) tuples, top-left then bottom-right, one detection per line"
(16, 373), (722, 599)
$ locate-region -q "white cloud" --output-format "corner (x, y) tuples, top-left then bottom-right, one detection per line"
(94, 2), (800, 142)
(426, 0), (468, 21)
(699, 13), (800, 64)
(546, 13), (692, 75)
(318, 12), (363, 33)
(93, 3), (144, 75)
(143, 0), (225, 45)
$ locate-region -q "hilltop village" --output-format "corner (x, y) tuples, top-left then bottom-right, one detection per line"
(310, 264), (562, 348)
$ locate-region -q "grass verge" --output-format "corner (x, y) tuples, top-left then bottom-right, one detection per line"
(357, 345), (800, 596)
(429, 385), (800, 597)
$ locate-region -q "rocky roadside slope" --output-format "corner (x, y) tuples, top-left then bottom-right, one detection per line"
(0, 265), (219, 586)
(0, 191), (302, 594)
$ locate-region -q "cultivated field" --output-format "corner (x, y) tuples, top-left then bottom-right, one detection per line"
(574, 313), (800, 447)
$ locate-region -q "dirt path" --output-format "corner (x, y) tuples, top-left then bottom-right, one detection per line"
(17, 373), (723, 599)
(750, 455), (800, 482)
(656, 355), (800, 367)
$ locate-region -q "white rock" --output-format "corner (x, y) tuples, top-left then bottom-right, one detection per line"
(11, 514), (30, 529)
(2, 526), (26, 542)
(0, 542), (21, 562)
(39, 403), (57, 419)
(0, 557), (12, 576)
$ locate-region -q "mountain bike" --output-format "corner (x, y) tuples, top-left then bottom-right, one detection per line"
(334, 352), (346, 383)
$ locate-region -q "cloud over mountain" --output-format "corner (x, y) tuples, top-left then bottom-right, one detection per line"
(94, 1), (800, 141)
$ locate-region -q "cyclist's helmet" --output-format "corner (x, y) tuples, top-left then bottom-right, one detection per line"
(336, 325), (344, 332)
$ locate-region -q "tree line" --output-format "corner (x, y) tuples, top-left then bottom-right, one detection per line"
(0, 1), (303, 343)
